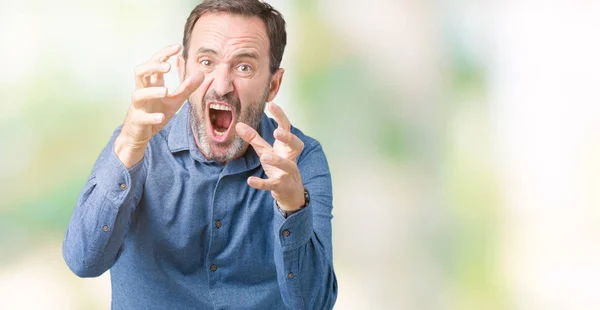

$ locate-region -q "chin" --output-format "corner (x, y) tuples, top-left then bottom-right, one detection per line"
(198, 125), (246, 163)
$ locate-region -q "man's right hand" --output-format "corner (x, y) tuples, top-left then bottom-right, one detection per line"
(114, 44), (212, 168)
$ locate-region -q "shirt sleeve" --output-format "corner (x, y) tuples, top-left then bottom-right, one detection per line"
(272, 140), (338, 310)
(62, 126), (147, 278)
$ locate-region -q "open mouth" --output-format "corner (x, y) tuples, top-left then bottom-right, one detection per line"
(207, 102), (234, 142)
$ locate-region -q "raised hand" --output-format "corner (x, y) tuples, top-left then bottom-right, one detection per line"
(115, 44), (213, 168)
(235, 102), (306, 212)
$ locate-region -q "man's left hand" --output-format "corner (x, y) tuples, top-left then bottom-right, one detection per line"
(235, 102), (305, 213)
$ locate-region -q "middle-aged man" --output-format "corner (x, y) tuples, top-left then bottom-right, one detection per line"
(62, 0), (338, 309)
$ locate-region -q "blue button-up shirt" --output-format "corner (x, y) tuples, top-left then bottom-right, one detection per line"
(63, 103), (337, 309)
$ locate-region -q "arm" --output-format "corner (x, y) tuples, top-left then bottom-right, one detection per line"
(236, 102), (338, 309)
(271, 141), (337, 309)
(62, 127), (147, 277)
(63, 44), (211, 277)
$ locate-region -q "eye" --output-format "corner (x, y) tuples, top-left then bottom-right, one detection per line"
(237, 64), (252, 72)
(200, 59), (212, 66)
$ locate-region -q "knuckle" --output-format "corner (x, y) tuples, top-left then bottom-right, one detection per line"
(131, 90), (141, 102)
(277, 156), (286, 166)
(134, 64), (146, 77)
(255, 180), (266, 189)
(269, 181), (279, 191)
(136, 62), (160, 77)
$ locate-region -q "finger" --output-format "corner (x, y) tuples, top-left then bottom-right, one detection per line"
(260, 152), (298, 174)
(236, 122), (273, 156)
(135, 61), (170, 88)
(274, 128), (304, 154)
(268, 101), (291, 131)
(149, 72), (165, 86)
(247, 176), (276, 191)
(170, 70), (210, 101)
(132, 87), (168, 106)
(151, 44), (182, 62)
(132, 111), (165, 125)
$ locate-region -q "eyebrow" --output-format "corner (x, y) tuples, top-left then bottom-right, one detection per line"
(196, 47), (218, 56)
(195, 47), (259, 61)
(232, 51), (259, 61)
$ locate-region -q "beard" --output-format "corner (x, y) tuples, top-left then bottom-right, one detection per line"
(189, 85), (270, 163)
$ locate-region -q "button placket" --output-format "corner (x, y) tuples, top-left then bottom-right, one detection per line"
(208, 177), (226, 283)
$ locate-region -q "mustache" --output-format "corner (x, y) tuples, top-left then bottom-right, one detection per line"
(202, 90), (241, 113)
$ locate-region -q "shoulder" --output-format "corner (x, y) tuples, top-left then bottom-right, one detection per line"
(145, 127), (170, 153)
(288, 122), (329, 169)
(291, 125), (322, 157)
(285, 123), (333, 189)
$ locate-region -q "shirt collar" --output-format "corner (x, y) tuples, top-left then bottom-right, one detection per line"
(167, 102), (192, 153)
(167, 102), (277, 174)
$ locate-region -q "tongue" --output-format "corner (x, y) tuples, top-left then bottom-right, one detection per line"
(214, 110), (232, 130)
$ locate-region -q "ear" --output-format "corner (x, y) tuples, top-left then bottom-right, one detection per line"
(266, 68), (284, 102)
(177, 55), (186, 82)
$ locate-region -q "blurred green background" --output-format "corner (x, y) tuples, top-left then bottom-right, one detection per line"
(1, 0), (600, 309)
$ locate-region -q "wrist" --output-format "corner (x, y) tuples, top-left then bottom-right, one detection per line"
(114, 131), (147, 169)
(277, 187), (309, 214)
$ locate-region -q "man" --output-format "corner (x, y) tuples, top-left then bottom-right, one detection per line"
(62, 1), (337, 309)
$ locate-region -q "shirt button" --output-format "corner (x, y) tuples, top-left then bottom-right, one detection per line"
(102, 225), (109, 232)
(282, 230), (290, 237)
(210, 264), (217, 272)
(120, 183), (127, 190)
(287, 272), (294, 279)
(215, 220), (222, 228)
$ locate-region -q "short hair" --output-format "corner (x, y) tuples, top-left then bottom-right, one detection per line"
(182, 0), (287, 74)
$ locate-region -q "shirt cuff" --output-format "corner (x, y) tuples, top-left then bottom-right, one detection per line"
(94, 141), (146, 207)
(273, 200), (314, 252)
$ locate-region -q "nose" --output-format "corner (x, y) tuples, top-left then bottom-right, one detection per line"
(210, 65), (234, 97)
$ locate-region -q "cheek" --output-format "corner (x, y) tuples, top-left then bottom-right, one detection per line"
(233, 78), (268, 103)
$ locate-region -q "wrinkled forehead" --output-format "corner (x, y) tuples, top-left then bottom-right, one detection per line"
(189, 12), (270, 60)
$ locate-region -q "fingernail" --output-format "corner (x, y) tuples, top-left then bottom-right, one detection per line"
(262, 153), (272, 162)
(161, 62), (170, 70)
(274, 128), (283, 138)
(236, 123), (247, 134)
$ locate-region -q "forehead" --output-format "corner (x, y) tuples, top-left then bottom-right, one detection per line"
(189, 12), (269, 57)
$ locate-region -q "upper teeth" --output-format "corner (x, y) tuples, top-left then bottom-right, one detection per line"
(210, 103), (231, 111)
